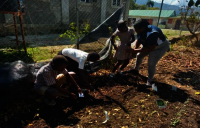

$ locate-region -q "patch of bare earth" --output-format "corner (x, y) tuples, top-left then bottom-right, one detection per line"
(0, 38), (200, 128)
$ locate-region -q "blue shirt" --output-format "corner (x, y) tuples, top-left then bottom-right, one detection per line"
(137, 25), (166, 47)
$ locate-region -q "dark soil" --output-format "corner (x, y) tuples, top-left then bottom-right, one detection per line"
(0, 42), (200, 128)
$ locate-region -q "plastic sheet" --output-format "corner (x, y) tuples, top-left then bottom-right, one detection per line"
(102, 111), (109, 124)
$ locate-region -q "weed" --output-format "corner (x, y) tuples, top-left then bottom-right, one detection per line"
(133, 123), (137, 128)
(170, 118), (180, 127)
(150, 110), (157, 116)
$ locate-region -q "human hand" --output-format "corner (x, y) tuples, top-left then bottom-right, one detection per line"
(77, 87), (82, 93)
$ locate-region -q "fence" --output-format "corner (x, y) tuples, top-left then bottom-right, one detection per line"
(0, 0), (129, 64)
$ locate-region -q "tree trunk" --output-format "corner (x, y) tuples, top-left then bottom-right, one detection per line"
(186, 22), (199, 43)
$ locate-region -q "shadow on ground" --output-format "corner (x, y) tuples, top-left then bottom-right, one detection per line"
(90, 72), (189, 104)
(173, 70), (200, 90)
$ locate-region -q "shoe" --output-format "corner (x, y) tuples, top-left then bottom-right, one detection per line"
(109, 73), (114, 79)
(42, 97), (56, 106)
(146, 81), (152, 86)
(127, 69), (139, 75)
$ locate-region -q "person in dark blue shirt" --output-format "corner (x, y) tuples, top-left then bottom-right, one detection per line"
(126, 19), (170, 86)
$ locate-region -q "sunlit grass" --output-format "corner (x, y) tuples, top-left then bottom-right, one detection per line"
(0, 39), (106, 63)
(161, 29), (190, 38)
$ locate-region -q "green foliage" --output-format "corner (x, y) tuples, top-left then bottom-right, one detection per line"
(60, 21), (90, 43)
(195, 0), (200, 7)
(188, 0), (195, 7)
(148, 7), (159, 10)
(0, 49), (33, 63)
(108, 27), (113, 36)
(170, 118), (180, 126)
(146, 0), (154, 7)
(130, 0), (156, 10)
(180, 0), (200, 40)
(164, 33), (169, 39)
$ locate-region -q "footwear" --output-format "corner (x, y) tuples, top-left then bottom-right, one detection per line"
(146, 81), (152, 86)
(42, 97), (56, 106)
(109, 73), (114, 79)
(127, 69), (139, 75)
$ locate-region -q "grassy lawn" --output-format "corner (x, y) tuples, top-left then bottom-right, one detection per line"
(0, 38), (106, 63)
(161, 29), (190, 38)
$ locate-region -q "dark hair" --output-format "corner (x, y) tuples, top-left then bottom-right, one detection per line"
(52, 55), (68, 66)
(134, 19), (150, 29)
(115, 20), (127, 29)
(87, 51), (100, 62)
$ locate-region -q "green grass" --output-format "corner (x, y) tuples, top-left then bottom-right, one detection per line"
(0, 38), (106, 63)
(0, 44), (71, 63)
(161, 29), (190, 38)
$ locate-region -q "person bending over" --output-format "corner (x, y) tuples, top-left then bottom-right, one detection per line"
(126, 19), (170, 86)
(34, 55), (82, 106)
(58, 48), (100, 90)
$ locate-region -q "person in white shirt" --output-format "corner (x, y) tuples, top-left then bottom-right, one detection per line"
(58, 48), (100, 90)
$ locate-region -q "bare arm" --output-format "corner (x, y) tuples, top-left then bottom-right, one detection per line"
(127, 44), (156, 53)
(127, 34), (136, 46)
(51, 84), (77, 100)
(64, 72), (81, 91)
(130, 34), (135, 43)
(134, 45), (157, 53)
(134, 40), (141, 49)
(110, 35), (118, 50)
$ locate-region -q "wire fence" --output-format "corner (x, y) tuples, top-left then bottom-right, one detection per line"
(0, 0), (129, 63)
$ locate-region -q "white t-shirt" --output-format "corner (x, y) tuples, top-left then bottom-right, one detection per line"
(62, 48), (88, 69)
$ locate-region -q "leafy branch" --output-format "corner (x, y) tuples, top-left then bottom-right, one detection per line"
(59, 21), (90, 44)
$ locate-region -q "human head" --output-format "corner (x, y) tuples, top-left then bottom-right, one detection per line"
(116, 20), (128, 33)
(87, 51), (100, 62)
(134, 19), (150, 34)
(51, 55), (68, 71)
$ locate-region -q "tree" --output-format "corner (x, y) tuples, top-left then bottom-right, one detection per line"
(129, 0), (156, 10)
(148, 7), (159, 10)
(139, 5), (147, 10)
(129, 0), (138, 10)
(146, 0), (154, 7)
(179, 0), (200, 42)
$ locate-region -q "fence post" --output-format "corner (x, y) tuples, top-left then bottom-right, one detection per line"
(76, 0), (79, 49)
(17, 0), (27, 54)
(13, 14), (19, 46)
